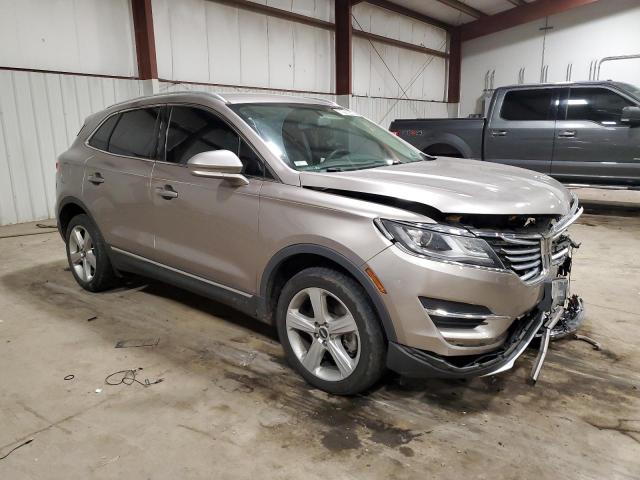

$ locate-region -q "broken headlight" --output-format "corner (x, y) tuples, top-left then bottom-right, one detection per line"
(376, 219), (503, 268)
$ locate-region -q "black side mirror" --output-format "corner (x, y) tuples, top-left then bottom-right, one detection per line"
(621, 106), (640, 125)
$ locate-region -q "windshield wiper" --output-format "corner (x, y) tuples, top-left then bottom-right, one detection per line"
(322, 161), (400, 173)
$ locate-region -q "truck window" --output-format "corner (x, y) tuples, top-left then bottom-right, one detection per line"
(500, 89), (554, 121)
(565, 87), (633, 125)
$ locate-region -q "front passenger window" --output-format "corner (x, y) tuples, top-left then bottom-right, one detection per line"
(165, 106), (269, 178)
(565, 87), (633, 125)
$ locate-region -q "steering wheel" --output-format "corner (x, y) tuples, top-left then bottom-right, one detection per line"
(324, 148), (351, 164)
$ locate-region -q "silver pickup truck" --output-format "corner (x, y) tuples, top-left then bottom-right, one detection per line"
(390, 81), (640, 188)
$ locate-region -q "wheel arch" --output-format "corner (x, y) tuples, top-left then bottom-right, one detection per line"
(421, 133), (474, 158)
(57, 196), (96, 238)
(258, 244), (397, 342)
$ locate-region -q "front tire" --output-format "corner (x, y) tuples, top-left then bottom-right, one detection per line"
(276, 267), (386, 395)
(65, 214), (117, 292)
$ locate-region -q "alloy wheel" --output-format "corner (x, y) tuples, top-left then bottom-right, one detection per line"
(68, 225), (96, 283)
(286, 287), (361, 381)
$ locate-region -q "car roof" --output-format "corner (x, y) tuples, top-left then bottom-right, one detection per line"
(107, 91), (338, 110)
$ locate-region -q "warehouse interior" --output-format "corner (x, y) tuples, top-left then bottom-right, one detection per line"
(0, 0), (639, 478)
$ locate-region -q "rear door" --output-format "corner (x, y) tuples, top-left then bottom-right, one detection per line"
(551, 86), (640, 185)
(484, 87), (560, 173)
(150, 105), (268, 294)
(83, 106), (162, 258)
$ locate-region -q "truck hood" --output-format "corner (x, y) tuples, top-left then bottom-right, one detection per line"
(299, 158), (573, 216)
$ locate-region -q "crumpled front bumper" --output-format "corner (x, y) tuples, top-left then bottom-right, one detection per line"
(386, 284), (585, 379)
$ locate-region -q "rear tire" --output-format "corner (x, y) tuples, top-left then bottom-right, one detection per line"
(276, 267), (386, 395)
(65, 214), (117, 292)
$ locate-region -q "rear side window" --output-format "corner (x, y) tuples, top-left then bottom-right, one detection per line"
(107, 108), (161, 158)
(88, 114), (119, 151)
(565, 87), (633, 125)
(500, 89), (554, 121)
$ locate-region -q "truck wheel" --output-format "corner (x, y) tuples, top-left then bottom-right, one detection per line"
(65, 214), (118, 292)
(276, 267), (386, 395)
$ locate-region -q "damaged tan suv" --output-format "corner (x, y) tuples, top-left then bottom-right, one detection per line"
(56, 92), (584, 394)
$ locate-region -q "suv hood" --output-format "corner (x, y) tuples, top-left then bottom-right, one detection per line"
(299, 158), (573, 216)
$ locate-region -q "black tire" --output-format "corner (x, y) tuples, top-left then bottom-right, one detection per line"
(276, 267), (386, 395)
(65, 214), (118, 292)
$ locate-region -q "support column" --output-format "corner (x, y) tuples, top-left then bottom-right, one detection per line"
(447, 29), (461, 104)
(335, 0), (352, 108)
(131, 0), (159, 94)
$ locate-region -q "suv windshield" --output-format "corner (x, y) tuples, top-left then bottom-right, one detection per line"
(230, 103), (427, 172)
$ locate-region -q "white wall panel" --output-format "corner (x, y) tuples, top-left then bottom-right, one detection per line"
(0, 0), (136, 77)
(152, 0), (334, 93)
(0, 72), (144, 226)
(351, 3), (448, 102)
(460, 0), (640, 116)
(353, 38), (447, 101)
(351, 96), (451, 129)
(256, 0), (334, 22)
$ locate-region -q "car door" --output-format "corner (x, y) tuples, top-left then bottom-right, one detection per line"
(484, 87), (560, 173)
(551, 86), (640, 184)
(150, 105), (269, 295)
(83, 106), (162, 258)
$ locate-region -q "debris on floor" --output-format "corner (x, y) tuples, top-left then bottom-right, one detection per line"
(64, 374), (75, 381)
(114, 338), (159, 348)
(87, 315), (97, 322)
(105, 367), (163, 387)
(0, 439), (34, 461)
(571, 333), (602, 350)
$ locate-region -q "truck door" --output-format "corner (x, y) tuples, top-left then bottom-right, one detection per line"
(484, 87), (560, 174)
(551, 86), (640, 185)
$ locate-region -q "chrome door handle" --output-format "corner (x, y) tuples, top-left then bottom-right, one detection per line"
(87, 173), (104, 185)
(491, 130), (507, 137)
(558, 130), (576, 138)
(156, 186), (178, 199)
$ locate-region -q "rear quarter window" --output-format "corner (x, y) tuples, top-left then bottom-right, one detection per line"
(88, 114), (119, 151)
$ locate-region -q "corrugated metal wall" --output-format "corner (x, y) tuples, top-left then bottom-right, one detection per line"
(157, 80), (336, 103)
(352, 3), (448, 101)
(351, 96), (451, 128)
(0, 0), (457, 226)
(152, 0), (335, 93)
(0, 0), (136, 77)
(0, 71), (144, 225)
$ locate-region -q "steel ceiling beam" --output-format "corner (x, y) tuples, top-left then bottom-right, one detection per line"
(434, 0), (486, 19)
(506, 0), (527, 6)
(362, 0), (453, 31)
(353, 30), (449, 58)
(211, 0), (334, 29)
(460, 0), (601, 41)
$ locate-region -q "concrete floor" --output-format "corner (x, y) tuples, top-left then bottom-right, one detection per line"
(1, 189), (639, 479)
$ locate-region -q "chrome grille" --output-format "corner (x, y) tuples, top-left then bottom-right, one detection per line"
(471, 196), (583, 284)
(483, 235), (543, 282)
(551, 235), (571, 265)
